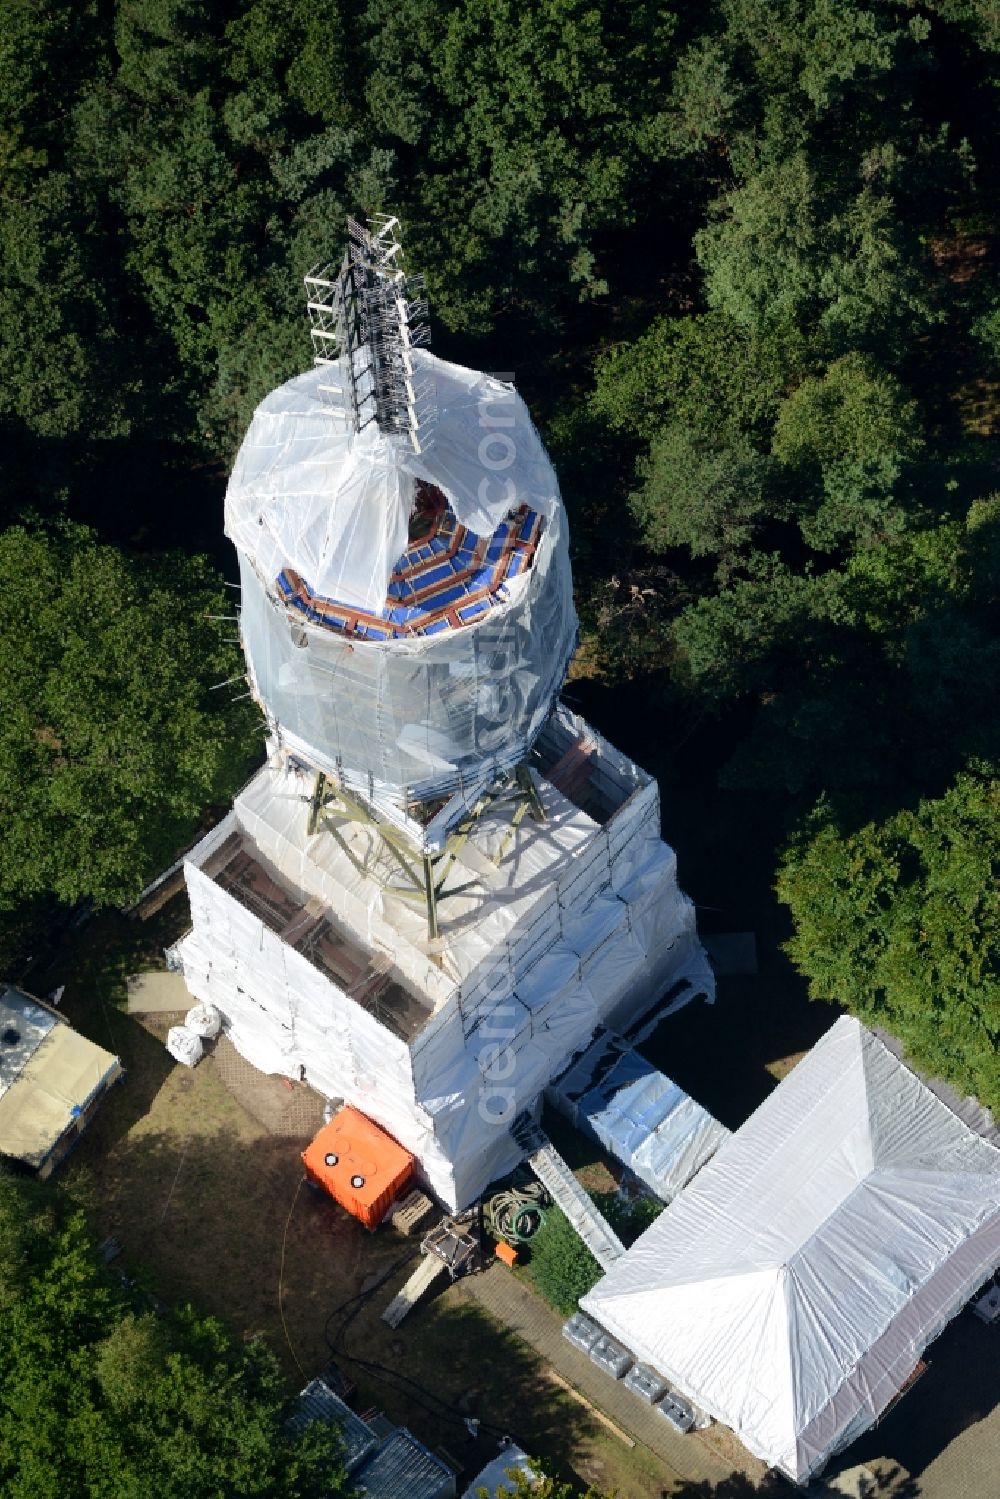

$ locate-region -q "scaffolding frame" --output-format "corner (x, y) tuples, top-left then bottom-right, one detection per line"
(307, 764), (546, 940)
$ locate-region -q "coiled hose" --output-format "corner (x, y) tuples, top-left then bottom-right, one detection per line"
(485, 1181), (548, 1244)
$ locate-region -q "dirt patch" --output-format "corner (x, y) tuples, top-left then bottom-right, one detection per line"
(209, 1035), (328, 1137)
(764, 1050), (807, 1084)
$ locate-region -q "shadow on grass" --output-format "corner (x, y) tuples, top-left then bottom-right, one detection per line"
(64, 1120), (615, 1493)
(638, 974), (840, 1133)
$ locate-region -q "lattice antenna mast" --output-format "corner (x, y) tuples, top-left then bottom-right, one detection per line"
(303, 215), (434, 454)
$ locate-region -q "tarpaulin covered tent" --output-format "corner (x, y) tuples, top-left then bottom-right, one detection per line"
(582, 1016), (1000, 1484)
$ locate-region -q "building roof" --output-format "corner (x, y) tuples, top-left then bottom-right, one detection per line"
(461, 1443), (536, 1496)
(0, 984), (121, 1172)
(288, 1379), (378, 1473)
(353, 1427), (455, 1499)
(550, 1026), (729, 1201)
(582, 1016), (1000, 1483)
(0, 985), (58, 1096)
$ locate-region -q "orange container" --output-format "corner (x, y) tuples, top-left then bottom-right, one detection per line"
(494, 1240), (519, 1267)
(302, 1106), (415, 1230)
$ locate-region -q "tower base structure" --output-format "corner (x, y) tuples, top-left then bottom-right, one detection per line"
(170, 705), (714, 1210)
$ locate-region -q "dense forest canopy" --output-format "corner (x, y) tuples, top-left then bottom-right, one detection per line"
(1, 0), (997, 1101)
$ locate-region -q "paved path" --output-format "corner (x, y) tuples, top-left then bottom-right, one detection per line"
(208, 1035), (327, 1137)
(126, 970), (192, 1014)
(458, 1263), (756, 1490)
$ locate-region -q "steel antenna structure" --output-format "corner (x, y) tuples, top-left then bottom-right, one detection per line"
(303, 215), (434, 453)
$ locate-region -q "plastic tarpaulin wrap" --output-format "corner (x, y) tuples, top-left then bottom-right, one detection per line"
(174, 712), (714, 1209)
(226, 354), (561, 609)
(0, 1019), (121, 1171)
(229, 357), (578, 802)
(549, 1028), (728, 1202)
(581, 1017), (1000, 1484)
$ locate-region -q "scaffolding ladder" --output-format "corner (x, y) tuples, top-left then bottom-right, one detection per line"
(512, 1115), (625, 1270)
(382, 1217), (479, 1328)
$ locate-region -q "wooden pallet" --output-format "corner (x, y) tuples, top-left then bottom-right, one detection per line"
(390, 1188), (436, 1237)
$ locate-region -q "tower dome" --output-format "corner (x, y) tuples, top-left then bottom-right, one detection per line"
(226, 224), (576, 804)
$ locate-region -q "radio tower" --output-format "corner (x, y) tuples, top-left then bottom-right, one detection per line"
(169, 218), (713, 1209)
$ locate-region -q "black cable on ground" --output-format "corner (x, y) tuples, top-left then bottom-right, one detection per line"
(322, 1253), (509, 1438)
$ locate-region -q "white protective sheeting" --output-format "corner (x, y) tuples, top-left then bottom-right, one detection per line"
(166, 1025), (203, 1068)
(236, 508), (576, 802)
(226, 353), (578, 800)
(549, 1028), (729, 1202)
(462, 1444), (537, 1497)
(185, 1003), (222, 1039)
(174, 720), (713, 1209)
(226, 354), (560, 611)
(581, 1016), (1000, 1483)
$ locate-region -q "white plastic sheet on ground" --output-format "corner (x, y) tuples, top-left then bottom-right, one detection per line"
(581, 1016), (1000, 1484)
(173, 714), (714, 1209)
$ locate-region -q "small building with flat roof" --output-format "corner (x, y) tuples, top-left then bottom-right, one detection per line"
(290, 1378), (456, 1498)
(353, 1427), (456, 1499)
(0, 983), (123, 1178)
(287, 1378), (378, 1473)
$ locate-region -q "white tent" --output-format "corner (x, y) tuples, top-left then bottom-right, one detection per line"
(581, 1016), (1000, 1484)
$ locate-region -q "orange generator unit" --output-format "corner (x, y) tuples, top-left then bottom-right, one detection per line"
(302, 1106), (415, 1229)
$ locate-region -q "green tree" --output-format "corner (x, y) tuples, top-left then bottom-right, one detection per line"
(362, 0), (680, 327)
(777, 767), (1000, 1110)
(771, 353), (923, 549)
(695, 153), (942, 360)
(0, 1171), (353, 1497)
(0, 526), (256, 910)
(483, 1471), (613, 1497)
(0, 2), (136, 443)
(591, 310), (794, 444)
(667, 503), (1000, 798)
(630, 424), (775, 570)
